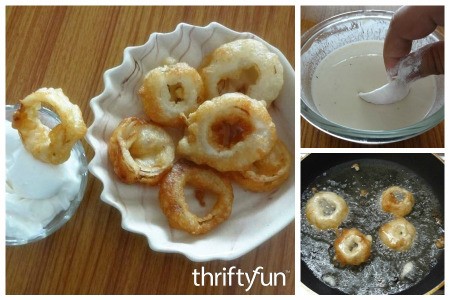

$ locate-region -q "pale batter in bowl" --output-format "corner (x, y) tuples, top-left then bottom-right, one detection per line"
(301, 10), (444, 143)
(311, 40), (436, 130)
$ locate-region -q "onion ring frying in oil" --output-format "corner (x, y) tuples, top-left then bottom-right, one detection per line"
(12, 88), (87, 165)
(379, 217), (416, 252)
(200, 39), (284, 106)
(108, 117), (175, 185)
(228, 139), (291, 192)
(381, 186), (415, 217)
(139, 62), (205, 127)
(305, 191), (349, 230)
(177, 92), (277, 172)
(159, 160), (234, 235)
(334, 228), (372, 266)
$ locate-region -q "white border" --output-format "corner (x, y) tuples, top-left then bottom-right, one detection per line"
(2, 0), (449, 297)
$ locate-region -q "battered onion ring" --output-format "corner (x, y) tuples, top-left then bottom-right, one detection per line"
(306, 191), (349, 230)
(177, 92), (277, 172)
(139, 62), (205, 127)
(159, 160), (234, 235)
(12, 88), (87, 165)
(108, 117), (175, 185)
(334, 228), (372, 266)
(200, 39), (284, 106)
(381, 186), (415, 217)
(379, 217), (416, 252)
(228, 139), (291, 192)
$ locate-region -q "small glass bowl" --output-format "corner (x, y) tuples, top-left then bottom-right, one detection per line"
(5, 104), (88, 245)
(301, 10), (444, 144)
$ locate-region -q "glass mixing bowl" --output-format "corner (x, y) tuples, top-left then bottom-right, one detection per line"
(5, 104), (88, 245)
(301, 10), (444, 144)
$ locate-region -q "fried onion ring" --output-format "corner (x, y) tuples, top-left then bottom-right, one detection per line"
(159, 160), (234, 235)
(334, 228), (372, 266)
(200, 39), (284, 106)
(379, 217), (416, 252)
(139, 62), (205, 127)
(177, 92), (277, 172)
(381, 186), (415, 217)
(228, 139), (291, 192)
(306, 191), (349, 230)
(108, 117), (175, 185)
(12, 88), (87, 165)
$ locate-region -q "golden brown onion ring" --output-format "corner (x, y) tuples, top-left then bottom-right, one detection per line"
(108, 117), (175, 185)
(12, 88), (87, 165)
(159, 160), (234, 235)
(139, 62), (205, 127)
(200, 39), (284, 106)
(381, 186), (415, 217)
(228, 139), (291, 192)
(177, 92), (277, 172)
(379, 217), (416, 252)
(306, 191), (349, 230)
(334, 228), (372, 266)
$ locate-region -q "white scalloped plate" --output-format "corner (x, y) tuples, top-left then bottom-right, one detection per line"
(86, 22), (295, 262)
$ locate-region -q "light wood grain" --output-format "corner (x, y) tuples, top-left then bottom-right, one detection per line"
(301, 6), (444, 148)
(6, 6), (294, 295)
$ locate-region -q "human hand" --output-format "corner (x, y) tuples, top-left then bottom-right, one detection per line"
(384, 6), (444, 78)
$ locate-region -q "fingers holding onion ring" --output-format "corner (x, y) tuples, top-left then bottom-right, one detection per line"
(108, 117), (175, 185)
(177, 92), (277, 172)
(159, 160), (234, 235)
(139, 62), (205, 127)
(12, 88), (87, 165)
(200, 39), (284, 106)
(228, 139), (291, 192)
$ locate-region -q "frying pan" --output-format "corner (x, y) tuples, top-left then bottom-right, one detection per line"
(300, 153), (444, 295)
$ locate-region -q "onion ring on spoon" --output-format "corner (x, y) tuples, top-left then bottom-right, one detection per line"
(108, 117), (175, 185)
(159, 160), (234, 235)
(177, 92), (277, 172)
(12, 88), (87, 165)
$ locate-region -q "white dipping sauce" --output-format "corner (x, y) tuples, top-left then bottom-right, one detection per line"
(312, 41), (436, 130)
(6, 121), (82, 241)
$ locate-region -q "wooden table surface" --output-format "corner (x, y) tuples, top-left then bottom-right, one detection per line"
(301, 6), (445, 148)
(5, 6), (295, 295)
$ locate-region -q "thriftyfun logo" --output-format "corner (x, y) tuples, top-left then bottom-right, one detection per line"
(192, 266), (288, 291)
